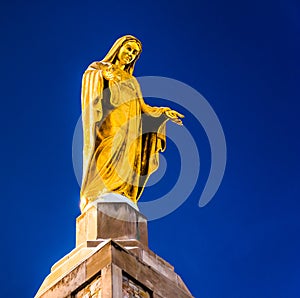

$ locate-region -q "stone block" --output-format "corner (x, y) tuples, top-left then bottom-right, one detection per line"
(76, 202), (148, 247)
(35, 240), (193, 298)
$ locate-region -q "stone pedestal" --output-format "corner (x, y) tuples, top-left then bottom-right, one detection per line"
(35, 201), (193, 298)
(76, 202), (148, 247)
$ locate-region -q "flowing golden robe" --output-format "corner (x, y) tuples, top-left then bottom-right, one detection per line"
(80, 61), (168, 207)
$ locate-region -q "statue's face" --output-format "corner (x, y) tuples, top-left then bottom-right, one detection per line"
(117, 41), (140, 65)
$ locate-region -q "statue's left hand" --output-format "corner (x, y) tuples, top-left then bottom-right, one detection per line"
(164, 109), (184, 126)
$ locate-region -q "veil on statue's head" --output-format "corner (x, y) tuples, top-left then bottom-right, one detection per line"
(101, 35), (142, 75)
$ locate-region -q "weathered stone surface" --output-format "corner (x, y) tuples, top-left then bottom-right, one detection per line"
(37, 262), (86, 298)
(123, 274), (151, 298)
(35, 240), (111, 298)
(75, 274), (102, 297)
(111, 242), (193, 298)
(110, 264), (123, 298)
(35, 240), (193, 298)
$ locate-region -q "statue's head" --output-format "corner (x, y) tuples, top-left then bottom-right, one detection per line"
(102, 35), (142, 74)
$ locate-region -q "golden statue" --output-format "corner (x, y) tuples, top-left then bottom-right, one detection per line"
(80, 35), (184, 212)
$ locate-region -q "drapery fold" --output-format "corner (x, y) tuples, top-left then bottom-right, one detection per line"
(80, 61), (168, 208)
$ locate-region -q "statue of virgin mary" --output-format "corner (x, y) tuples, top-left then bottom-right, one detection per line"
(80, 35), (183, 212)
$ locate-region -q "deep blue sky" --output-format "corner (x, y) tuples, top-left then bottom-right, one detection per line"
(0, 0), (299, 297)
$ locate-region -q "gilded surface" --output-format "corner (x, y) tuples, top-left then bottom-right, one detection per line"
(80, 35), (183, 211)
